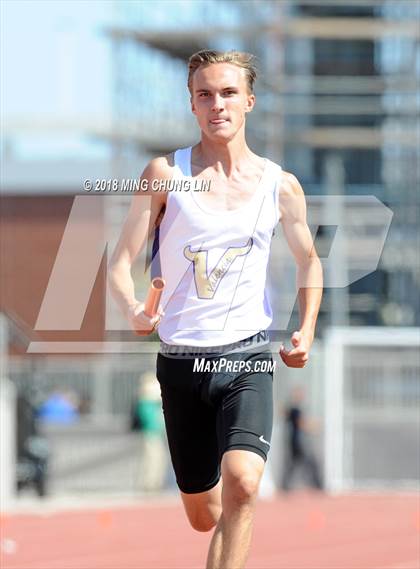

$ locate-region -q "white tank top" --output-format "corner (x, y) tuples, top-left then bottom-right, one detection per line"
(155, 146), (282, 347)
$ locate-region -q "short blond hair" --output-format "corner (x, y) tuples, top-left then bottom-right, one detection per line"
(188, 49), (257, 95)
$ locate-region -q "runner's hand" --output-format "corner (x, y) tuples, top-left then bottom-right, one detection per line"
(127, 302), (164, 336)
(279, 330), (311, 368)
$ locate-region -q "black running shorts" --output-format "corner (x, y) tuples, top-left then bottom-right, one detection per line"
(156, 348), (274, 494)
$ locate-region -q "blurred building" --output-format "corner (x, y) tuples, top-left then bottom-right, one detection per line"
(104, 0), (419, 332)
(1, 1), (113, 352)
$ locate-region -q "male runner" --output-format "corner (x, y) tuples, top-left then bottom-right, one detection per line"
(109, 50), (323, 569)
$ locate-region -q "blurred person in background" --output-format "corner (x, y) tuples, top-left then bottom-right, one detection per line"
(16, 388), (50, 497)
(280, 385), (323, 493)
(131, 371), (167, 492)
(37, 387), (80, 424)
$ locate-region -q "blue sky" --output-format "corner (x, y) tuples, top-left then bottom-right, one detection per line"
(2, 0), (112, 117)
(1, 0), (258, 161)
(1, 0), (113, 159)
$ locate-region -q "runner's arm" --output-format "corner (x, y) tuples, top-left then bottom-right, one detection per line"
(108, 157), (170, 319)
(279, 172), (323, 343)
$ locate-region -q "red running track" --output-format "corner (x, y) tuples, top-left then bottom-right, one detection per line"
(1, 491), (419, 569)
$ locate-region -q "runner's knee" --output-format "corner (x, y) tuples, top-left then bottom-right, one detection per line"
(223, 472), (260, 506)
(185, 501), (221, 532)
(189, 511), (219, 532)
(181, 485), (222, 532)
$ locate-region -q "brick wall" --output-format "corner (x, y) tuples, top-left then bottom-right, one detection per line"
(0, 195), (106, 354)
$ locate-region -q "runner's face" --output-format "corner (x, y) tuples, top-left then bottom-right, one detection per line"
(191, 63), (255, 141)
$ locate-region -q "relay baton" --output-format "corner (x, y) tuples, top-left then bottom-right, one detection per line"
(144, 277), (166, 318)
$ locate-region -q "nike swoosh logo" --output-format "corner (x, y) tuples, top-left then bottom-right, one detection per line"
(259, 435), (271, 447)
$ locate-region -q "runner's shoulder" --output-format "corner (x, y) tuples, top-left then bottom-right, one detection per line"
(142, 154), (175, 182)
(279, 170), (305, 197)
(260, 157), (303, 196)
(275, 170), (307, 222)
(140, 153), (175, 199)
